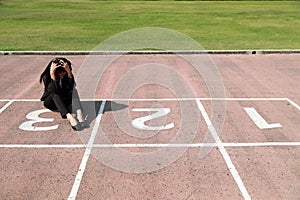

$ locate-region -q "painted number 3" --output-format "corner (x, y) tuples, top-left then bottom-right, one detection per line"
(19, 109), (59, 131)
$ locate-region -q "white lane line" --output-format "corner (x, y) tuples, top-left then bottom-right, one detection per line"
(286, 98), (300, 111)
(91, 142), (300, 147)
(89, 98), (287, 101)
(0, 144), (85, 148)
(0, 142), (300, 148)
(0, 99), (40, 102)
(0, 99), (11, 102)
(222, 142), (300, 147)
(196, 99), (251, 200)
(0, 100), (14, 113)
(0, 97), (288, 102)
(67, 100), (106, 200)
(0, 143), (216, 148)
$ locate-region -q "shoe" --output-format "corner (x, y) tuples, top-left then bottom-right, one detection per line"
(72, 123), (83, 131)
(79, 121), (89, 129)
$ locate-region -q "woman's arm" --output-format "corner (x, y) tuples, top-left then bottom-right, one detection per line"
(63, 62), (73, 78)
(50, 62), (58, 80)
(62, 61), (76, 88)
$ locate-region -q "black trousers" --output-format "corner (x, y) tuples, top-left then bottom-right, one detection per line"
(43, 91), (82, 119)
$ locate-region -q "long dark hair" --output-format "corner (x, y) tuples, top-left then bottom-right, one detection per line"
(39, 57), (72, 87)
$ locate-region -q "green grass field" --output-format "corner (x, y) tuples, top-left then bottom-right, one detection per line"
(0, 0), (299, 51)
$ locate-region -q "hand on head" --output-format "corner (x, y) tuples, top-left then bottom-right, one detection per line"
(50, 58), (72, 79)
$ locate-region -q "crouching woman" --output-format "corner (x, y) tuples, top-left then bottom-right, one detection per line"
(39, 57), (87, 131)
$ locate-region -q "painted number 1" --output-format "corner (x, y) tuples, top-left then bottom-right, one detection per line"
(244, 107), (282, 129)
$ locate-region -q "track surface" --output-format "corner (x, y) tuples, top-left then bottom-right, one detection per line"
(0, 54), (299, 200)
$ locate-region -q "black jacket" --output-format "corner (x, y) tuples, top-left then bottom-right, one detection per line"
(40, 75), (75, 101)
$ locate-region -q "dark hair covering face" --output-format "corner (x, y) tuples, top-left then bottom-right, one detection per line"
(39, 57), (72, 86)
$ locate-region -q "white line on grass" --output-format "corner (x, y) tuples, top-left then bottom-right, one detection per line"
(196, 99), (251, 200)
(67, 100), (106, 200)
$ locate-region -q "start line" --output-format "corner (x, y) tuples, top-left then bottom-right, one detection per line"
(0, 97), (299, 133)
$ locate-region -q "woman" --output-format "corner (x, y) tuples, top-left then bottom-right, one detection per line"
(40, 57), (87, 131)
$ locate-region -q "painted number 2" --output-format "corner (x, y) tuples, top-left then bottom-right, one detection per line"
(131, 108), (174, 131)
(19, 109), (59, 131)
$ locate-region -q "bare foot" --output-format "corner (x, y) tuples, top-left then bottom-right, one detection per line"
(66, 113), (78, 126)
(76, 109), (85, 123)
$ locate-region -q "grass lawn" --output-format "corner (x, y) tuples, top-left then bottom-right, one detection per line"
(0, 0), (299, 50)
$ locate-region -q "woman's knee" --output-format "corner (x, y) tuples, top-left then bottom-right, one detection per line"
(44, 99), (58, 111)
(51, 93), (62, 100)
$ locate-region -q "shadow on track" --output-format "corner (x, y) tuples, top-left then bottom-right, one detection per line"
(81, 101), (128, 126)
